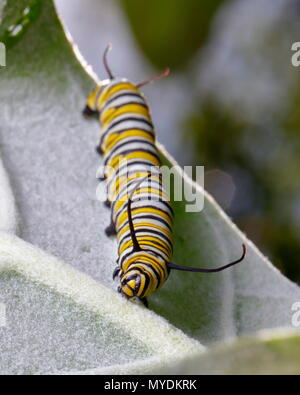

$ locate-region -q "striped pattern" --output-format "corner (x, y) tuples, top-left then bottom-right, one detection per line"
(85, 78), (173, 302)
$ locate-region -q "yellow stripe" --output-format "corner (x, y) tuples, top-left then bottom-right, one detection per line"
(101, 104), (150, 126)
(103, 130), (155, 153)
(113, 187), (168, 215)
(137, 271), (146, 297)
(122, 284), (134, 297)
(108, 174), (161, 202)
(135, 259), (167, 287)
(133, 264), (157, 296)
(106, 152), (160, 177)
(122, 265), (157, 297)
(117, 222), (172, 240)
(116, 206), (172, 227)
(119, 238), (171, 259)
(121, 254), (168, 282)
(137, 237), (172, 253)
(98, 82), (139, 107)
(86, 86), (102, 110)
(119, 237), (170, 254)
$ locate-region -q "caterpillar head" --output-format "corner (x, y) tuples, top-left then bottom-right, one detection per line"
(83, 44), (114, 118)
(118, 269), (148, 300)
(83, 44), (170, 118)
(83, 81), (110, 118)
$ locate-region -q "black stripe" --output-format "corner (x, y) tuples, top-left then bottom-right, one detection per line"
(124, 197), (174, 216)
(99, 127), (154, 150)
(106, 170), (161, 207)
(130, 196), (173, 212)
(138, 264), (160, 295)
(104, 148), (160, 166)
(104, 138), (156, 162)
(103, 116), (153, 133)
(110, 177), (147, 212)
(130, 266), (151, 297)
(101, 100), (148, 117)
(106, 163), (159, 192)
(127, 180), (142, 253)
(119, 233), (171, 256)
(108, 159), (158, 179)
(113, 191), (172, 223)
(99, 80), (133, 101)
(125, 262), (161, 293)
(101, 118), (154, 146)
(117, 214), (172, 237)
(118, 228), (173, 252)
(137, 238), (171, 254)
(131, 214), (172, 231)
(140, 270), (151, 298)
(114, 101), (148, 110)
(100, 92), (145, 111)
(105, 159), (158, 188)
(114, 202), (173, 228)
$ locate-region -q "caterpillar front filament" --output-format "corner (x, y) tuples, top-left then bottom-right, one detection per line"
(83, 45), (246, 306)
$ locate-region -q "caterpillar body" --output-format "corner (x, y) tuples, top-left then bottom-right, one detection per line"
(83, 46), (246, 306)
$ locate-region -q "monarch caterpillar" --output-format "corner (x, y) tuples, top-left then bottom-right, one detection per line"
(83, 45), (246, 306)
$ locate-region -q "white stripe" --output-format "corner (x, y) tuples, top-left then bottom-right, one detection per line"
(107, 163), (160, 190)
(130, 199), (173, 217)
(102, 112), (151, 133)
(104, 141), (158, 164)
(117, 216), (171, 234)
(118, 244), (169, 264)
(101, 94), (146, 112)
(119, 231), (172, 252)
(103, 136), (155, 161)
(118, 248), (168, 268)
(111, 177), (168, 209)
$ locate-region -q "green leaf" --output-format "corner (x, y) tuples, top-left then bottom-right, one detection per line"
(0, 233), (201, 374)
(0, 0), (300, 374)
(118, 0), (225, 70)
(0, 0), (42, 49)
(112, 329), (300, 375)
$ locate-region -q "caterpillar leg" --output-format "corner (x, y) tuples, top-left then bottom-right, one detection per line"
(97, 174), (106, 181)
(117, 286), (127, 298)
(96, 166), (106, 181)
(117, 283), (148, 307)
(82, 106), (98, 118)
(95, 145), (103, 155)
(105, 222), (117, 236)
(112, 266), (121, 280)
(104, 199), (111, 208)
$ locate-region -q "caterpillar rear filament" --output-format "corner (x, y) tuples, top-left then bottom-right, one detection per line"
(83, 45), (246, 306)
